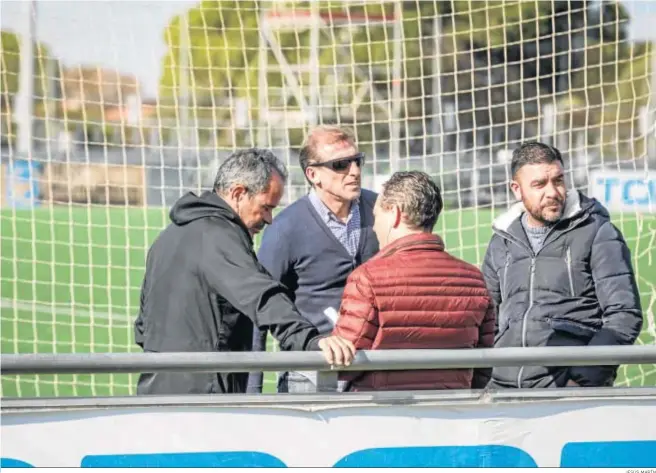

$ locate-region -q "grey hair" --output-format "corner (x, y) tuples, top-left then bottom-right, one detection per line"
(380, 171), (443, 230)
(214, 148), (288, 195)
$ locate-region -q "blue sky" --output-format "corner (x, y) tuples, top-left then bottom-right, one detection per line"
(1, 0), (655, 98)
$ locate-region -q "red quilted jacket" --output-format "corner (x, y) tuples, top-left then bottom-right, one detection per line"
(333, 232), (495, 391)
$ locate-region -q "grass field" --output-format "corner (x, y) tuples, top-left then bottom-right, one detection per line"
(1, 205), (655, 397)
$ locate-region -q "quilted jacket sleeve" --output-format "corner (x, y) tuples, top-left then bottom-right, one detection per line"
(482, 237), (502, 314)
(568, 220), (643, 386)
(472, 301), (496, 389)
(333, 267), (378, 382)
(333, 267), (379, 348)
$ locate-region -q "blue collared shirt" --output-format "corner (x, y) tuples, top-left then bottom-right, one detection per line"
(308, 190), (361, 258)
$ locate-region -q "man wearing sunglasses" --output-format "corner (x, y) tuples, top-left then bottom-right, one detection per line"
(248, 125), (380, 393)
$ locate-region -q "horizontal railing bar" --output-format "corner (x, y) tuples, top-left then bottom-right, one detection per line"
(4, 387), (656, 411)
(2, 345), (656, 375)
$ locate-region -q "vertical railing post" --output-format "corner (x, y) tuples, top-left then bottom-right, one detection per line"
(315, 370), (339, 393)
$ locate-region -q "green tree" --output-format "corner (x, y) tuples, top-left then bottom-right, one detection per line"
(1, 29), (60, 145)
(437, 1), (635, 148)
(159, 0), (646, 155)
(0, 30), (59, 107)
(158, 0), (436, 149)
(598, 41), (653, 159)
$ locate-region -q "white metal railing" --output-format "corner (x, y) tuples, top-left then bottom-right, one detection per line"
(3, 345), (656, 375)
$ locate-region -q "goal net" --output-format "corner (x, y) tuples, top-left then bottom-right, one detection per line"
(1, 0), (654, 396)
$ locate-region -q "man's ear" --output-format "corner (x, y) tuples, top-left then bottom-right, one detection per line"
(510, 180), (522, 202)
(305, 167), (320, 187)
(392, 205), (402, 229)
(229, 184), (249, 203)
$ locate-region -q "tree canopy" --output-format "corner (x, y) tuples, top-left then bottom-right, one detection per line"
(0, 30), (57, 111)
(152, 0), (649, 155)
(1, 29), (62, 145)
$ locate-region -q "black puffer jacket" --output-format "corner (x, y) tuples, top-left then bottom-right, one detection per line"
(482, 190), (643, 388)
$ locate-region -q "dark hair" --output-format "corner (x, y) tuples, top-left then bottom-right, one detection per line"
(214, 148), (288, 195)
(511, 142), (564, 177)
(299, 125), (356, 185)
(380, 171), (443, 230)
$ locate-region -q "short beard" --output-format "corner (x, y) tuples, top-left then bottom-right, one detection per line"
(526, 202), (562, 226)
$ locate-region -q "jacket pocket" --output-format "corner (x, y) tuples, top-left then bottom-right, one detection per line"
(549, 318), (598, 341)
(214, 295), (252, 353)
(494, 316), (511, 345)
(213, 294), (239, 350)
(565, 246), (575, 297)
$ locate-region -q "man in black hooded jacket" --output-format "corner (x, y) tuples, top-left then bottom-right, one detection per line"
(134, 148), (355, 395)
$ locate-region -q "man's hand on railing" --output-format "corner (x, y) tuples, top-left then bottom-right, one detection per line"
(318, 335), (356, 368)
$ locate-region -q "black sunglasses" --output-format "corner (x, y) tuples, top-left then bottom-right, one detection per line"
(307, 153), (365, 172)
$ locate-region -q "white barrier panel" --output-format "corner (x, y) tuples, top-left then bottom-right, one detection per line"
(2, 391), (656, 468)
(589, 170), (655, 213)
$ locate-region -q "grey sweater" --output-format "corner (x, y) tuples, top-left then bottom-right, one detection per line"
(520, 212), (554, 254)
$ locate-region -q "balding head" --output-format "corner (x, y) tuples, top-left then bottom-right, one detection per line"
(298, 125), (363, 204)
(299, 125), (357, 176)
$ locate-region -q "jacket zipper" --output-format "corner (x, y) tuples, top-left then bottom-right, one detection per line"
(502, 253), (511, 298)
(517, 257), (536, 388)
(494, 214), (589, 388)
(565, 246), (575, 297)
(492, 228), (534, 389)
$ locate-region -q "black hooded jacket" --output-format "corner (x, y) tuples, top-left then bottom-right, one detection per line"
(134, 191), (322, 394)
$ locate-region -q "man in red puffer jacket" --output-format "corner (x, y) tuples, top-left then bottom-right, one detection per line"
(333, 171), (496, 391)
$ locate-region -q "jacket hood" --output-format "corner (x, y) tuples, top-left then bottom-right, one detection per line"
(170, 190), (240, 226)
(492, 190), (610, 233)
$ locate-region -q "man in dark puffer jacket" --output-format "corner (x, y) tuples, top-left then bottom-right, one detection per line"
(483, 142), (643, 389)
